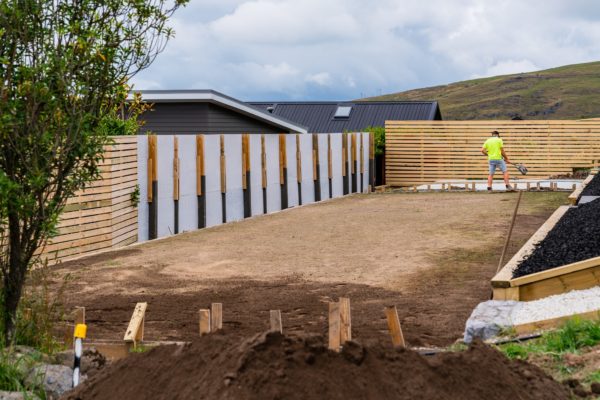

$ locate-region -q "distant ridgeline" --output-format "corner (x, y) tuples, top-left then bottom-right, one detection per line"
(364, 61), (600, 120)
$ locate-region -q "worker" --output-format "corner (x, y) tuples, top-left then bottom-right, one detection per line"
(481, 130), (513, 191)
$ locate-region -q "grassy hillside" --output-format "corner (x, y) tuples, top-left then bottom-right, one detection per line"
(365, 61), (600, 120)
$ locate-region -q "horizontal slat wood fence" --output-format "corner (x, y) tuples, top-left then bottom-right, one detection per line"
(43, 136), (138, 263)
(385, 120), (600, 186)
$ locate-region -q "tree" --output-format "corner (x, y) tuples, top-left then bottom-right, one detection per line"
(0, 0), (186, 342)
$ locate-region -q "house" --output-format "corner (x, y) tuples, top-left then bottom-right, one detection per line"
(132, 90), (308, 135)
(248, 101), (442, 133)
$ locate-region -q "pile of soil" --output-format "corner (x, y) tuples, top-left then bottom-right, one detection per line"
(513, 198), (600, 277)
(65, 331), (569, 400)
(549, 170), (590, 180)
(581, 173), (600, 197)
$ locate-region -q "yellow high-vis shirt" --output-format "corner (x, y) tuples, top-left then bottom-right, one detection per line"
(483, 137), (503, 160)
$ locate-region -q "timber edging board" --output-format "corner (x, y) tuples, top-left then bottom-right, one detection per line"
(568, 174), (594, 205)
(492, 204), (600, 301)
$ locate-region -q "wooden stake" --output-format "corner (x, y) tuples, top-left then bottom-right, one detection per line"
(196, 135), (205, 196)
(199, 309), (211, 336)
(328, 302), (341, 352)
(384, 305), (405, 348)
(124, 302), (147, 348)
(74, 306), (85, 326)
(269, 310), (283, 334)
(339, 297), (351, 343)
(497, 190), (523, 274)
(211, 303), (223, 332)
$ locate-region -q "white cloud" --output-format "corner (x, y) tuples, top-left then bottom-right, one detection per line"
(132, 0), (600, 100)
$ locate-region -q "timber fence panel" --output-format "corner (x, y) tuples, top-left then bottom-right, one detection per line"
(385, 120), (600, 186)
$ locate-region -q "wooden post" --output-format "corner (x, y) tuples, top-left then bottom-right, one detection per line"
(199, 309), (211, 336)
(196, 135), (207, 229)
(279, 134), (288, 209)
(124, 302), (147, 349)
(342, 134), (349, 195)
(269, 310), (283, 334)
(173, 136), (180, 234)
(360, 133), (364, 193)
(339, 297), (351, 343)
(261, 134), (267, 214)
(220, 135), (227, 223)
(211, 303), (223, 332)
(313, 134), (321, 201)
(296, 134), (302, 206)
(147, 135), (158, 239)
(74, 307), (85, 326)
(242, 134), (252, 218)
(328, 302), (341, 352)
(384, 305), (405, 348)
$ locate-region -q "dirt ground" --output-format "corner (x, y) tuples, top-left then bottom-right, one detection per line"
(53, 191), (568, 347)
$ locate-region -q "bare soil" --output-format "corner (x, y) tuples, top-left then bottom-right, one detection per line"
(65, 332), (570, 400)
(54, 192), (567, 347)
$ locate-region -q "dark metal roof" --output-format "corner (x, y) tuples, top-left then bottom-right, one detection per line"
(130, 90), (308, 134)
(247, 101), (442, 133)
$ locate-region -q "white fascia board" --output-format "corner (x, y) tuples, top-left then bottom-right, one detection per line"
(130, 91), (308, 134)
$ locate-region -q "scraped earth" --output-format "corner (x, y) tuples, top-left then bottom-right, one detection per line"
(53, 192), (566, 347)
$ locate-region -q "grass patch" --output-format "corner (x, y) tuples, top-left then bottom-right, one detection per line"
(498, 318), (600, 359)
(0, 350), (47, 399)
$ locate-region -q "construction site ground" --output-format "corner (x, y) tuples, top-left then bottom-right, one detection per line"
(53, 191), (568, 347)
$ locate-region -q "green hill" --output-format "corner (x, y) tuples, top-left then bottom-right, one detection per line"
(365, 61), (600, 120)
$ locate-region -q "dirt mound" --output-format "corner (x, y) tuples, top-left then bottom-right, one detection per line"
(64, 331), (569, 400)
(513, 198), (600, 277)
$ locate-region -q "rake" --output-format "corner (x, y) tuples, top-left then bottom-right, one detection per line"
(509, 162), (528, 175)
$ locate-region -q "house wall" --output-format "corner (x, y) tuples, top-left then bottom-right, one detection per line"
(138, 103), (282, 135)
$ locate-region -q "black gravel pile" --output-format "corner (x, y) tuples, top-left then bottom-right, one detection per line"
(581, 173), (600, 197)
(512, 199), (600, 278)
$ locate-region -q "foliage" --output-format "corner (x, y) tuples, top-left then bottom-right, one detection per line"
(365, 126), (385, 157)
(498, 317), (600, 360)
(11, 264), (70, 354)
(130, 184), (141, 207)
(97, 92), (154, 137)
(0, 350), (46, 398)
(0, 0), (187, 342)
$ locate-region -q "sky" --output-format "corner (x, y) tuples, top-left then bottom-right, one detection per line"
(132, 0), (600, 101)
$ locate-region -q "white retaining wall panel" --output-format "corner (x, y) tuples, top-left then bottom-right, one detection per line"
(249, 134), (264, 216)
(156, 136), (175, 238)
(330, 134), (344, 198)
(286, 135), (299, 207)
(264, 134), (281, 213)
(224, 135), (244, 222)
(204, 135), (223, 227)
(137, 136), (149, 242)
(299, 134), (315, 204)
(177, 135), (198, 232)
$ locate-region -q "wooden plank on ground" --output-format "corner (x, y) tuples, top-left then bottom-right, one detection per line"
(339, 297), (351, 343)
(328, 302), (341, 352)
(199, 309), (211, 336)
(211, 303), (223, 332)
(270, 310), (283, 334)
(124, 302), (147, 346)
(385, 305), (406, 348)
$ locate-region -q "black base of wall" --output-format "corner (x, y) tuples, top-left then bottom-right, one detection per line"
(244, 172), (252, 218)
(149, 181), (158, 239)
